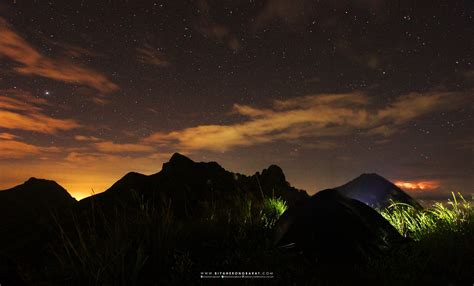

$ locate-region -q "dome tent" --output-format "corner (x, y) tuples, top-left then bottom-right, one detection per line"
(274, 189), (405, 262)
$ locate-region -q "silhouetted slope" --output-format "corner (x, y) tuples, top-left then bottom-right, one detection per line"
(0, 178), (76, 213)
(335, 173), (422, 209)
(80, 153), (308, 217)
(0, 178), (76, 254)
(0, 178), (76, 225)
(275, 189), (405, 262)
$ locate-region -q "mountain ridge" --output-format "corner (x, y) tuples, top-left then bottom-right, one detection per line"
(78, 153), (309, 217)
(0, 155), (422, 212)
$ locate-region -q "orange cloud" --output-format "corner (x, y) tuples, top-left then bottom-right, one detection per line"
(0, 90), (80, 134)
(0, 132), (19, 140)
(0, 139), (40, 158)
(0, 110), (80, 134)
(0, 95), (43, 112)
(74, 135), (101, 142)
(0, 139), (60, 159)
(144, 91), (466, 152)
(0, 18), (118, 94)
(377, 91), (466, 125)
(273, 92), (369, 109)
(93, 141), (156, 153)
(65, 151), (120, 164)
(137, 44), (170, 67)
(395, 180), (440, 192)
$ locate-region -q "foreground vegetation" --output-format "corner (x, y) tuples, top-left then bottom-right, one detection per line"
(14, 192), (473, 285)
(45, 193), (291, 285)
(368, 193), (473, 285)
(380, 193), (473, 241)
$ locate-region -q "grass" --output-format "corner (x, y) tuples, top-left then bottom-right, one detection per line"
(260, 196), (288, 228)
(11, 192), (473, 285)
(379, 192), (473, 241)
(366, 192), (474, 285)
(49, 194), (179, 285)
(44, 194), (289, 285)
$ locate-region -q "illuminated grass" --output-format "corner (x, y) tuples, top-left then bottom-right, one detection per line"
(364, 193), (473, 285)
(379, 192), (472, 241)
(260, 197), (288, 228)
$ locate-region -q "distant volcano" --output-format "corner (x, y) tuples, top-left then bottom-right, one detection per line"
(334, 173), (422, 209)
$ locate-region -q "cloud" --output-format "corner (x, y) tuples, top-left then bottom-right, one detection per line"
(144, 91), (468, 152)
(73, 137), (158, 154)
(0, 138), (60, 159)
(75, 135), (101, 142)
(93, 141), (156, 153)
(0, 139), (41, 159)
(0, 133), (19, 140)
(56, 42), (101, 59)
(273, 92), (369, 109)
(0, 17), (118, 94)
(394, 180), (440, 192)
(376, 91), (467, 125)
(65, 151), (119, 164)
(136, 44), (170, 67)
(0, 89), (80, 134)
(0, 111), (80, 134)
(0, 91), (47, 112)
(195, 0), (241, 51)
(365, 125), (397, 137)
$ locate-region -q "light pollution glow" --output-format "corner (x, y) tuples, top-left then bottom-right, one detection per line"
(395, 180), (440, 192)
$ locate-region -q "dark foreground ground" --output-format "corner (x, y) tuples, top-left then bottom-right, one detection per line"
(0, 193), (472, 286)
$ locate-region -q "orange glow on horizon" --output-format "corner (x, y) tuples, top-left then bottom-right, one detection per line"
(395, 180), (440, 192)
(0, 155), (170, 201)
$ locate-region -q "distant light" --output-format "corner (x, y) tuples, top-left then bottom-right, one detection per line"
(395, 180), (440, 191)
(44, 91), (50, 95)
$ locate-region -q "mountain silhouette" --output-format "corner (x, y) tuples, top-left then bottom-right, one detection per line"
(0, 177), (76, 223)
(0, 178), (76, 255)
(80, 153), (309, 217)
(334, 173), (422, 209)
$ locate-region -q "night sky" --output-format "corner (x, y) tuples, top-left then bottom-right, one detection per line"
(0, 0), (472, 200)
